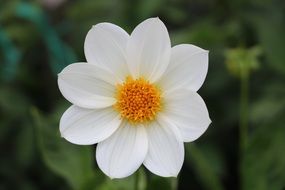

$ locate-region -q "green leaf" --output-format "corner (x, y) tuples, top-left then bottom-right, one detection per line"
(242, 62), (285, 189)
(255, 11), (285, 74)
(136, 0), (164, 19)
(0, 27), (21, 81)
(146, 175), (175, 190)
(15, 2), (76, 74)
(171, 20), (227, 48)
(98, 169), (147, 190)
(31, 107), (103, 190)
(243, 111), (285, 190)
(185, 144), (224, 190)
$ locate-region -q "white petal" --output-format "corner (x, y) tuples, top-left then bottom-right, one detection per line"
(159, 44), (209, 93)
(60, 106), (121, 145)
(164, 89), (211, 142)
(96, 123), (148, 179)
(84, 23), (129, 81)
(58, 63), (117, 109)
(126, 17), (171, 82)
(143, 118), (184, 177)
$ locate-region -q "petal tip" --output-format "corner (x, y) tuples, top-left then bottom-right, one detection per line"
(104, 172), (128, 179)
(155, 17), (164, 24)
(162, 172), (179, 178)
(91, 22), (106, 29)
(57, 72), (63, 78)
(108, 175), (115, 180)
(207, 116), (212, 126)
(146, 17), (164, 25)
(201, 49), (209, 54)
(170, 173), (179, 178)
(154, 16), (161, 21)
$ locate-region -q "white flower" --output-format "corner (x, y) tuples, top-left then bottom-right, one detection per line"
(58, 17), (211, 179)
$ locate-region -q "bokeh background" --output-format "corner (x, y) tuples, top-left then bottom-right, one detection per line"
(1, 0), (285, 189)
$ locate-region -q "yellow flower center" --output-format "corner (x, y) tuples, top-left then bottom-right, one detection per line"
(114, 76), (162, 124)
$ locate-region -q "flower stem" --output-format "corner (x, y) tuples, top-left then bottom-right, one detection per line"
(134, 170), (139, 190)
(240, 70), (249, 150)
(171, 177), (178, 190)
(239, 69), (249, 189)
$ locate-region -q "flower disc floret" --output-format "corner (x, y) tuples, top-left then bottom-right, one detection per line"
(114, 76), (162, 124)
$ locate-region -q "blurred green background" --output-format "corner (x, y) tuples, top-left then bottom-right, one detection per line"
(1, 0), (285, 189)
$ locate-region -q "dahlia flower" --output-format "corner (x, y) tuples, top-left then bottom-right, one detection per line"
(58, 17), (211, 179)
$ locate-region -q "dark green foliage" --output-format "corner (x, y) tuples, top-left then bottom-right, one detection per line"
(0, 0), (285, 189)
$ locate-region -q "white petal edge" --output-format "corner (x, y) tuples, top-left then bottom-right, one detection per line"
(163, 89), (211, 142)
(159, 44), (209, 93)
(84, 22), (129, 81)
(143, 117), (184, 177)
(96, 123), (148, 179)
(126, 17), (171, 82)
(58, 62), (118, 109)
(60, 105), (122, 145)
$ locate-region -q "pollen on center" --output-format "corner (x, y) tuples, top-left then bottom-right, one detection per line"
(114, 76), (162, 124)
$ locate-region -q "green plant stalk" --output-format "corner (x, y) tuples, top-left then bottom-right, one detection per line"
(240, 70), (249, 150)
(134, 170), (139, 190)
(239, 69), (249, 190)
(171, 177), (178, 190)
